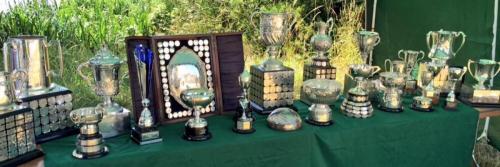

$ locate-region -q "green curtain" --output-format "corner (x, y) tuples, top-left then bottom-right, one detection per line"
(370, 0), (497, 87)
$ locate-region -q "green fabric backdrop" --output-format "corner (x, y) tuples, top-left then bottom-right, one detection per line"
(369, 0), (499, 89)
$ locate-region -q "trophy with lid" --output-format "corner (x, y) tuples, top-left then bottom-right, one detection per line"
(78, 46), (130, 138)
(248, 11), (295, 114)
(130, 44), (162, 145)
(3, 35), (75, 142)
(233, 71), (255, 134)
(300, 20), (337, 105)
(0, 71), (44, 166)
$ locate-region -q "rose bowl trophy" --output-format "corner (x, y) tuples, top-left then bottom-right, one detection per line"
(300, 21), (337, 105)
(181, 88), (214, 141)
(70, 107), (108, 159)
(78, 46), (130, 138)
(341, 64), (381, 118)
(302, 79), (342, 126)
(3, 35), (77, 143)
(0, 71), (44, 167)
(398, 50), (425, 94)
(444, 67), (467, 110)
(378, 72), (406, 112)
(233, 71), (255, 134)
(249, 12), (295, 114)
(464, 59), (500, 104)
(130, 44), (162, 145)
(356, 30), (380, 65)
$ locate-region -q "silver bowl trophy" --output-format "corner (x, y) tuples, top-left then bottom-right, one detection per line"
(300, 20), (337, 105)
(426, 30), (466, 95)
(412, 62), (437, 112)
(3, 35), (76, 143)
(302, 79), (342, 126)
(398, 50), (425, 94)
(78, 47), (130, 138)
(233, 71), (255, 134)
(130, 44), (162, 145)
(356, 30), (380, 65)
(0, 71), (43, 166)
(267, 107), (302, 131)
(70, 107), (109, 159)
(466, 59), (500, 103)
(378, 72), (406, 112)
(181, 88), (214, 141)
(341, 64), (381, 118)
(445, 67), (467, 110)
(249, 12), (295, 114)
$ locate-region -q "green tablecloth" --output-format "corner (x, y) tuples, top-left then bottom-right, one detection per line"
(41, 99), (479, 167)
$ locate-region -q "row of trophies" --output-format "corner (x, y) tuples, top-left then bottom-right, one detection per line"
(0, 11), (499, 165)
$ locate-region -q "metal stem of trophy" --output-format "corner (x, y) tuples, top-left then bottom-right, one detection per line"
(131, 44), (162, 145)
(78, 46), (130, 138)
(233, 71), (255, 134)
(182, 88), (214, 141)
(70, 107), (108, 159)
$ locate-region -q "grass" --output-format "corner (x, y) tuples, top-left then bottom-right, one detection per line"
(0, 0), (365, 108)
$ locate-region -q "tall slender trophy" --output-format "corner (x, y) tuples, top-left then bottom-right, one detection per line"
(181, 88), (214, 141)
(302, 79), (342, 126)
(70, 107), (108, 159)
(427, 30), (466, 65)
(398, 50), (425, 94)
(378, 72), (406, 112)
(78, 47), (130, 138)
(130, 44), (162, 145)
(445, 67), (467, 110)
(466, 59), (500, 104)
(356, 30), (380, 65)
(303, 20), (336, 81)
(412, 63), (437, 112)
(249, 12), (295, 114)
(233, 71), (255, 134)
(4, 35), (76, 143)
(341, 64), (381, 118)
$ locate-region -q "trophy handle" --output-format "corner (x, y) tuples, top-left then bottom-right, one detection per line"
(77, 62), (93, 85)
(417, 51), (425, 62)
(397, 50), (405, 60)
(287, 13), (297, 34)
(371, 66), (381, 76)
(44, 40), (64, 78)
(373, 35), (381, 46)
(384, 59), (392, 72)
(426, 31), (433, 50)
(467, 60), (475, 78)
(460, 67), (468, 80)
(493, 62), (500, 78)
(453, 31), (466, 56)
(250, 11), (261, 30)
(346, 73), (354, 80)
(69, 110), (80, 125)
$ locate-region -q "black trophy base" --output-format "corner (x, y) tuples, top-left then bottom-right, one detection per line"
(36, 128), (79, 144)
(0, 150), (44, 167)
(72, 147), (109, 159)
(305, 117), (333, 126)
(410, 104), (434, 112)
(131, 126), (163, 145)
(183, 126), (211, 141)
(444, 101), (458, 111)
(378, 105), (404, 113)
(232, 127), (255, 134)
